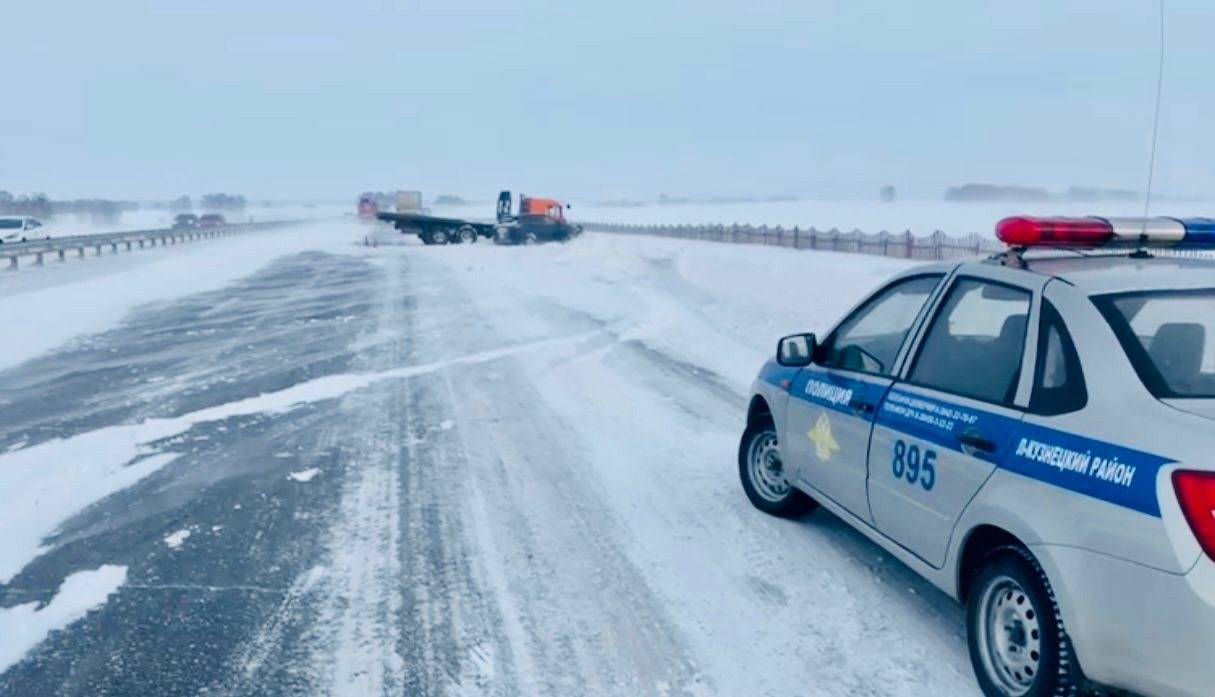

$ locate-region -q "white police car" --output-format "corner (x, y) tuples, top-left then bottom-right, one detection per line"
(740, 216), (1215, 697)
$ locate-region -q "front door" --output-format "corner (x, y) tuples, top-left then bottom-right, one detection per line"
(785, 274), (944, 521)
(868, 276), (1035, 567)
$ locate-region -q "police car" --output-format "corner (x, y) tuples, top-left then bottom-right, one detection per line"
(739, 216), (1215, 697)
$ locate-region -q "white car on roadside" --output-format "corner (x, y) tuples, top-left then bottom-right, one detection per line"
(0, 216), (48, 244)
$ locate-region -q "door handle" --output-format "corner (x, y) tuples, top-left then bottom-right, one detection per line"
(848, 398), (874, 415)
(957, 431), (996, 453)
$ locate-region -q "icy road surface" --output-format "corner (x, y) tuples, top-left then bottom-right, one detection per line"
(0, 226), (978, 696)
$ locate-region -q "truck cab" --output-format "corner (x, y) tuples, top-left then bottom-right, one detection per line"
(493, 191), (581, 245)
(519, 197), (566, 221)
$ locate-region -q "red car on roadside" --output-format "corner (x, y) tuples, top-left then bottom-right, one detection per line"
(198, 213), (226, 228)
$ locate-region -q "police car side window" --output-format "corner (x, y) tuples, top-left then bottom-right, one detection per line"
(1030, 301), (1087, 415)
(820, 275), (942, 377)
(908, 278), (1031, 406)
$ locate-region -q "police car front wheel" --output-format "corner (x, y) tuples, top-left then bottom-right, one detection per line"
(967, 547), (1084, 697)
(738, 420), (816, 518)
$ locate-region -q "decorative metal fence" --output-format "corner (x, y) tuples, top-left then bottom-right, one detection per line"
(585, 222), (1005, 260)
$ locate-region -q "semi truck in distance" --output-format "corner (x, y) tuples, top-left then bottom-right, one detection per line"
(376, 190), (582, 246)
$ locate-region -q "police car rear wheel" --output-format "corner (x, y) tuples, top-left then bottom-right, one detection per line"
(968, 547), (1082, 697)
(738, 421), (815, 518)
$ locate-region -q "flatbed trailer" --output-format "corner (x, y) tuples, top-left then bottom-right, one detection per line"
(374, 211), (493, 245)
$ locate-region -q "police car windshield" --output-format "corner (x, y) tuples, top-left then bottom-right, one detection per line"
(1095, 290), (1215, 399)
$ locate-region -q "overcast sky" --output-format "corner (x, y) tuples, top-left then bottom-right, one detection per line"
(3, 0), (1213, 202)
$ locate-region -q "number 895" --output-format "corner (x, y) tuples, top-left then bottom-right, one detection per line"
(892, 440), (936, 491)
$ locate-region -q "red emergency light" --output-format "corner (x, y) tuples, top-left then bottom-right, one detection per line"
(995, 217), (1114, 247)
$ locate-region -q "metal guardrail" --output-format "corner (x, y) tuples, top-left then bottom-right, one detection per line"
(585, 222), (1215, 262)
(585, 222), (1005, 260)
(1, 221), (299, 271)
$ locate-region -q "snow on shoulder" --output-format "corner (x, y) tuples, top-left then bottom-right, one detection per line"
(0, 565), (128, 672)
(288, 468), (321, 483)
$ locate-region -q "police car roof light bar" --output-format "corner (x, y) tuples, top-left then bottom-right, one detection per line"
(996, 216), (1215, 249)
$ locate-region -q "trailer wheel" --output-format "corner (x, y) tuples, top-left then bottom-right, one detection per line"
(523, 231), (538, 245)
(457, 225), (478, 244)
(430, 229), (450, 245)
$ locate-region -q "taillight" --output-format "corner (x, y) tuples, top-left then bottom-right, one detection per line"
(1173, 470), (1215, 561)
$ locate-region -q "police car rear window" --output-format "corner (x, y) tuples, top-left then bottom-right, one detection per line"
(1095, 290), (1215, 399)
(0, 219), (21, 230)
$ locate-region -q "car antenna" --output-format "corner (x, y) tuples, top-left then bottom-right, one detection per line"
(1135, 0), (1167, 260)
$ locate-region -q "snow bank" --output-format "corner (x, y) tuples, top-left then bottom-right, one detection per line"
(0, 565), (128, 673)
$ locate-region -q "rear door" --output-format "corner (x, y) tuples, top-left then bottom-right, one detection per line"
(786, 274), (944, 521)
(868, 272), (1041, 567)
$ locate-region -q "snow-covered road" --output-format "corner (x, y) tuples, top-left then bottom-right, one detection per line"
(0, 225), (978, 696)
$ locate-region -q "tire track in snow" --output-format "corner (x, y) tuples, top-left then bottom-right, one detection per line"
(402, 257), (710, 696)
(303, 255), (413, 696)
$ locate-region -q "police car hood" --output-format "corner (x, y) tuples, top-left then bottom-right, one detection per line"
(1162, 399), (1215, 422)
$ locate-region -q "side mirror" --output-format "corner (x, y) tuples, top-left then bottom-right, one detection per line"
(777, 333), (816, 367)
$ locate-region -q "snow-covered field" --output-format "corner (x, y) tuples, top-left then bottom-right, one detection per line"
(428, 198), (1215, 238)
(0, 222), (980, 696)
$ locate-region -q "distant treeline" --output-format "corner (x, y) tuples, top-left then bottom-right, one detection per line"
(0, 191), (137, 223)
(198, 193), (248, 211)
(945, 184), (1139, 203)
(147, 194), (249, 212)
(1, 190), (249, 224)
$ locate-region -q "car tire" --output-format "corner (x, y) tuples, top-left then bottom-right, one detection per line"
(457, 225), (478, 244)
(523, 231), (538, 245)
(967, 546), (1084, 697)
(738, 419), (816, 518)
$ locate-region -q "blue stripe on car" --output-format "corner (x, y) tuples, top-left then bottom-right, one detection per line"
(761, 366), (1172, 517)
